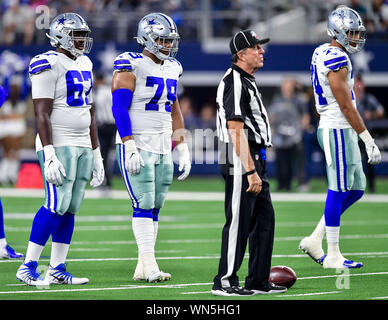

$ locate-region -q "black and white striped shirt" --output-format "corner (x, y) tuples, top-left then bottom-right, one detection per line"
(216, 64), (272, 147)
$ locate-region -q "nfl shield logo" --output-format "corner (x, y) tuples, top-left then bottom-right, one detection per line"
(250, 31), (259, 39)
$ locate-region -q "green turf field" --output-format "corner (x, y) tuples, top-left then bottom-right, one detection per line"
(1, 179), (388, 301)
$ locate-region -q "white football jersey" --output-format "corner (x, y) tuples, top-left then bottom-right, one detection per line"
(29, 50), (94, 151)
(311, 43), (356, 129)
(113, 51), (182, 154)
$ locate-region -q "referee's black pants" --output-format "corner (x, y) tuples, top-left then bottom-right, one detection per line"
(213, 145), (275, 289)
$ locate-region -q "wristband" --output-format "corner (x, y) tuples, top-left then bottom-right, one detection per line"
(43, 144), (55, 161)
(359, 130), (374, 145)
(246, 169), (256, 176)
(93, 147), (103, 160)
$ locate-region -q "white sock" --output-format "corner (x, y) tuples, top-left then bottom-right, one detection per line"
(50, 242), (70, 268)
(0, 238), (7, 247)
(24, 241), (44, 262)
(326, 226), (341, 257)
(153, 221), (158, 247)
(311, 215), (325, 240)
(132, 217), (155, 255)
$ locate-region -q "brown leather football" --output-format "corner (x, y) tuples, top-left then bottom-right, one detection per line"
(269, 266), (297, 288)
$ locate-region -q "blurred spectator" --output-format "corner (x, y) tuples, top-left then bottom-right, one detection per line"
(196, 103), (217, 162)
(0, 75), (27, 185)
(198, 103), (216, 130)
(354, 72), (385, 193)
(302, 86), (325, 190)
(180, 95), (200, 131)
(349, 0), (368, 20)
(269, 77), (310, 191)
(367, 0), (388, 37)
(1, 0), (35, 45)
(94, 73), (116, 190)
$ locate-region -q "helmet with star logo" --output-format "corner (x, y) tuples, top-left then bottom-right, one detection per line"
(327, 5), (366, 54)
(135, 12), (180, 61)
(46, 13), (93, 58)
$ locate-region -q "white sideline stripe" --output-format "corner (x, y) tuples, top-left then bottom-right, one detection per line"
(182, 291), (211, 294)
(2, 271), (388, 295)
(6, 217), (388, 233)
(370, 296), (388, 300)
(3, 213), (179, 222)
(1, 188), (388, 202)
(2, 253), (388, 264)
(6, 220), (388, 232)
(276, 291), (341, 297)
(61, 234), (388, 245)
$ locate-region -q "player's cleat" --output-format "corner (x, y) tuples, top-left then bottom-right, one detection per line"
(16, 261), (49, 286)
(211, 286), (253, 297)
(146, 270), (172, 283)
(159, 270), (171, 281)
(0, 244), (24, 259)
(323, 256), (363, 269)
(45, 263), (89, 284)
(134, 267), (170, 282)
(298, 236), (326, 265)
(248, 282), (287, 295)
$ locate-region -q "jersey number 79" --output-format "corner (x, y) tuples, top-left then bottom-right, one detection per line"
(145, 76), (177, 113)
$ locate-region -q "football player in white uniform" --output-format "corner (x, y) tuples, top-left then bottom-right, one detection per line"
(16, 13), (104, 286)
(0, 86), (24, 259)
(299, 6), (381, 269)
(111, 12), (191, 283)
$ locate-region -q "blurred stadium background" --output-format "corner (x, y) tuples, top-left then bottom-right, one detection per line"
(1, 0), (388, 193)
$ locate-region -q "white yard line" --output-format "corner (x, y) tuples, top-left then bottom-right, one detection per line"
(2, 253), (388, 264)
(275, 291), (341, 297)
(6, 220), (388, 233)
(2, 271), (388, 296)
(1, 188), (387, 202)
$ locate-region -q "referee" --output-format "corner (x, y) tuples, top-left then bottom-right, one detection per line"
(212, 29), (287, 296)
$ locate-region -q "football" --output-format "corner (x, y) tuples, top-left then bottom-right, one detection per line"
(269, 266), (297, 288)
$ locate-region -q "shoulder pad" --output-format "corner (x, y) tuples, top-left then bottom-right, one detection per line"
(322, 47), (348, 71)
(79, 55), (93, 69)
(168, 58), (183, 76)
(29, 51), (58, 75)
(113, 52), (143, 72)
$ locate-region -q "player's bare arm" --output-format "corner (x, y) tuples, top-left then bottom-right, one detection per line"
(111, 70), (136, 143)
(328, 68), (366, 134)
(227, 119), (262, 195)
(89, 104), (99, 150)
(33, 98), (54, 146)
(171, 98), (191, 181)
(171, 99), (185, 145)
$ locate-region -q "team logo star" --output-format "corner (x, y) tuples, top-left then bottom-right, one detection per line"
(147, 19), (158, 25)
(338, 11), (345, 20)
(58, 17), (66, 24)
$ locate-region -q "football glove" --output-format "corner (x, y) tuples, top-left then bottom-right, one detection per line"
(124, 139), (144, 175)
(176, 142), (191, 181)
(359, 130), (381, 165)
(90, 147), (105, 188)
(365, 140), (381, 164)
(43, 145), (66, 186)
